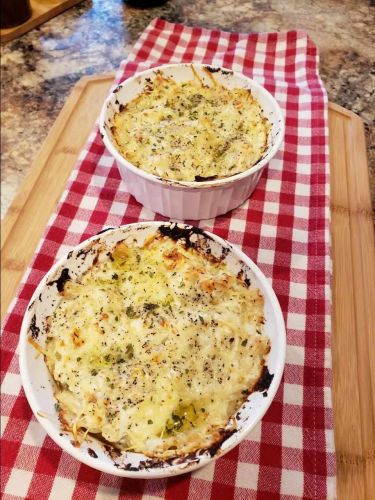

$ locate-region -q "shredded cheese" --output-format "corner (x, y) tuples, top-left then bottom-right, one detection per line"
(111, 72), (271, 182)
(44, 233), (269, 458)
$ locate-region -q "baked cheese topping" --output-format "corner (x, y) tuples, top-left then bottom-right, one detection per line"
(111, 71), (271, 182)
(44, 232), (269, 458)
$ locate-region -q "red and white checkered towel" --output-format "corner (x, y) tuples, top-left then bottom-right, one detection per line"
(1, 18), (336, 499)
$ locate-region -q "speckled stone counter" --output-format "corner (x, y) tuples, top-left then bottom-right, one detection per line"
(1, 0), (374, 218)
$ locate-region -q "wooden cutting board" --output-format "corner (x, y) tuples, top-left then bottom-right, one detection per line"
(1, 74), (374, 499)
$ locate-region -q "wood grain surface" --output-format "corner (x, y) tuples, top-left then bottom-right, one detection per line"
(0, 0), (83, 44)
(1, 74), (374, 499)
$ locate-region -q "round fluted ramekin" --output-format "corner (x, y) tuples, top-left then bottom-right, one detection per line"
(19, 222), (286, 478)
(99, 63), (284, 220)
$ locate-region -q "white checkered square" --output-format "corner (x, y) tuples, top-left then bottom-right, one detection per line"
(326, 429), (335, 453)
(91, 174), (107, 188)
(292, 227), (308, 243)
(99, 154), (114, 168)
(5, 468), (33, 498)
(111, 200), (127, 216)
(55, 244), (73, 261)
(286, 345), (305, 366)
(257, 249), (275, 265)
(229, 217), (247, 232)
(68, 219), (88, 234)
(294, 205), (310, 219)
(297, 144), (312, 155)
(284, 383), (303, 406)
(1, 372), (21, 396)
(192, 459), (216, 481)
(282, 425), (303, 449)
(247, 421), (262, 442)
(79, 195), (97, 210)
(260, 224), (277, 238)
(23, 420), (47, 447)
(280, 469), (304, 496)
(49, 477), (76, 500)
(289, 281), (307, 299)
(287, 312), (306, 331)
(1, 415), (9, 437)
(266, 179), (282, 192)
(324, 347), (332, 369)
(295, 182), (310, 197)
(236, 462), (259, 490)
(291, 253), (308, 269)
(263, 201), (279, 215)
(139, 206), (157, 220)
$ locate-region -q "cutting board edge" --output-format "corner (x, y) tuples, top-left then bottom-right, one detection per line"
(1, 73), (374, 499)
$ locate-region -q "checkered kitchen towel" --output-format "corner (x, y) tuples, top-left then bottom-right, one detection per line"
(1, 18), (335, 499)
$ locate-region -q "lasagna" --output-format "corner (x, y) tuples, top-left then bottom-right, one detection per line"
(43, 229), (269, 459)
(111, 70), (271, 182)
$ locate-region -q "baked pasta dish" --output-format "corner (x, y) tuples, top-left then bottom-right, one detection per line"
(43, 229), (269, 459)
(111, 70), (271, 182)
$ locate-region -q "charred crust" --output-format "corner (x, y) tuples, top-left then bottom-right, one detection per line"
(67, 250), (73, 259)
(254, 365), (274, 394)
(237, 269), (251, 287)
(96, 227), (115, 236)
(207, 428), (237, 457)
(29, 314), (40, 339)
(47, 268), (71, 293)
(77, 248), (89, 258)
(104, 444), (121, 459)
(88, 448), (98, 458)
(158, 224), (212, 250)
(205, 66), (232, 75)
(194, 175), (217, 182)
(244, 277), (251, 287)
(118, 104), (126, 113)
(112, 86), (121, 94)
(28, 300), (35, 311)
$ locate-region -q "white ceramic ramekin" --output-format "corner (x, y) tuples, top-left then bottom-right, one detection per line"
(99, 64), (284, 220)
(19, 222), (286, 478)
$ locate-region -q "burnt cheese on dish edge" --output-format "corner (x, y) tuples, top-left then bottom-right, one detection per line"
(41, 230), (270, 459)
(111, 70), (271, 182)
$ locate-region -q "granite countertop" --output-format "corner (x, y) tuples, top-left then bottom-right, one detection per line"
(1, 0), (374, 218)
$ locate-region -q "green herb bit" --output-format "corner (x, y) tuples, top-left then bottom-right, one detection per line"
(147, 419), (153, 425)
(171, 414), (183, 430)
(126, 305), (137, 318)
(144, 303), (159, 312)
(126, 344), (134, 359)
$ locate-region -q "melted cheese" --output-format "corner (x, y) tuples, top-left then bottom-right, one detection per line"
(111, 72), (271, 182)
(44, 234), (269, 458)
